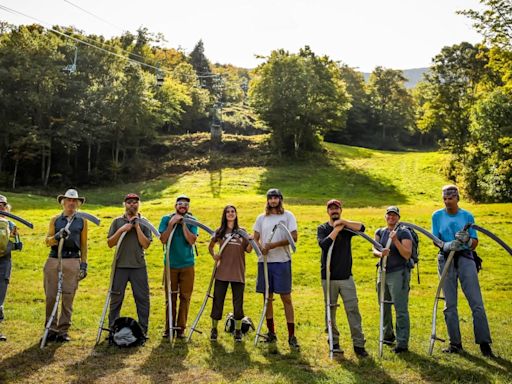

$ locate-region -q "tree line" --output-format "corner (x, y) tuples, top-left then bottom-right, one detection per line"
(0, 0), (510, 202)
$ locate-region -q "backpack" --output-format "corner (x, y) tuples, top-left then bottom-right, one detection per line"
(399, 225), (420, 283)
(0, 219), (10, 258)
(109, 317), (146, 347)
(224, 313), (255, 334)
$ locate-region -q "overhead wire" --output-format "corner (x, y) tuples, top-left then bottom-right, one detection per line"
(0, 3), (220, 80)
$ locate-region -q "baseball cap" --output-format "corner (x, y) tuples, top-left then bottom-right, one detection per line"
(326, 199), (342, 208)
(175, 194), (190, 203)
(386, 206), (400, 216)
(124, 193), (140, 202)
(0, 195), (7, 204)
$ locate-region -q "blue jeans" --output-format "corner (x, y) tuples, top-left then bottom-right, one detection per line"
(437, 253), (491, 345)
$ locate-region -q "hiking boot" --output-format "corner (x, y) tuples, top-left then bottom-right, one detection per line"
(332, 343), (343, 354)
(162, 330), (170, 339)
(383, 336), (396, 346)
(210, 328), (218, 341)
(442, 343), (463, 354)
(288, 335), (300, 350)
(480, 343), (495, 358)
(393, 346), (409, 354)
(263, 332), (277, 343)
(234, 329), (242, 342)
(56, 333), (71, 342)
(0, 333), (6, 341)
(354, 346), (369, 357)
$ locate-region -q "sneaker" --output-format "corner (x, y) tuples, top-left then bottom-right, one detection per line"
(234, 329), (242, 342)
(210, 328), (218, 341)
(383, 336), (396, 346)
(442, 343), (463, 354)
(56, 333), (71, 342)
(288, 335), (300, 349)
(354, 346), (369, 357)
(393, 346), (408, 354)
(0, 334), (6, 341)
(480, 343), (495, 358)
(263, 332), (277, 343)
(332, 343), (343, 354)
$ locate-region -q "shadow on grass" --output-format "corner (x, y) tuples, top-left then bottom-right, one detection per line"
(461, 351), (512, 378)
(398, 350), (495, 383)
(64, 343), (142, 383)
(137, 339), (189, 383)
(339, 355), (401, 384)
(205, 339), (252, 381)
(0, 342), (61, 383)
(259, 343), (329, 384)
(256, 156), (407, 208)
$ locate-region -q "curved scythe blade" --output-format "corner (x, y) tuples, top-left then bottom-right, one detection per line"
(470, 224), (512, 256)
(344, 228), (384, 251)
(182, 217), (214, 235)
(399, 221), (444, 248)
(137, 217), (161, 238)
(0, 211), (34, 229)
(277, 222), (296, 253)
(76, 211), (101, 226)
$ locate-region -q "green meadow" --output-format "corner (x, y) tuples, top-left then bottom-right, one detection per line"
(1, 142), (511, 383)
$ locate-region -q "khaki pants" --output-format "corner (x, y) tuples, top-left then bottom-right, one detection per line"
(43, 257), (80, 334)
(322, 276), (366, 347)
(164, 266), (194, 333)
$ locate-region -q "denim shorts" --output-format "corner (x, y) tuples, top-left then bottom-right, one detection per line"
(256, 261), (292, 294)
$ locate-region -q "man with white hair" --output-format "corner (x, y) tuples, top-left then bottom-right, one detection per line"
(44, 189), (89, 342)
(432, 184), (493, 357)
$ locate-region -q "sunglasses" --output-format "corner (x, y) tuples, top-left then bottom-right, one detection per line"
(176, 201), (189, 207)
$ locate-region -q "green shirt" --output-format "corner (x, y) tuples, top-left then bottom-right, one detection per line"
(158, 213), (199, 269)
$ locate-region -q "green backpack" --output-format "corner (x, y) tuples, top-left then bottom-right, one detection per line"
(0, 219), (10, 257)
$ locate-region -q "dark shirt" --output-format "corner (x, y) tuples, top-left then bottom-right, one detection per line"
(108, 215), (152, 268)
(375, 226), (413, 272)
(50, 214), (84, 258)
(318, 223), (366, 280)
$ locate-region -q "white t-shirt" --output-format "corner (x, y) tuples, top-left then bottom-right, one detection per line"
(253, 210), (297, 263)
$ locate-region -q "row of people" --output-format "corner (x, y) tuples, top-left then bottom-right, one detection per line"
(0, 184), (494, 357)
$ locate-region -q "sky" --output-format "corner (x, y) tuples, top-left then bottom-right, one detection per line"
(0, 0), (484, 71)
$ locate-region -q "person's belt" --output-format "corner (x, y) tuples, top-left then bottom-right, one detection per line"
(51, 250), (80, 259)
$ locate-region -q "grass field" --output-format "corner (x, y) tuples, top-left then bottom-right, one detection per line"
(1, 142), (511, 384)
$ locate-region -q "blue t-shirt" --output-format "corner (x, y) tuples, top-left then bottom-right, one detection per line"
(158, 214), (199, 269)
(432, 208), (478, 243)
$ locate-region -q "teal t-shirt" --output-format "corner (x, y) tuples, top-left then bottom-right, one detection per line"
(158, 214), (199, 268)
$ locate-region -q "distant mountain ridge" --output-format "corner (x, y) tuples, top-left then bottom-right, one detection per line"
(362, 67), (429, 89)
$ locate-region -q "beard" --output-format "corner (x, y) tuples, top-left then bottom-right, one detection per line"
(330, 213), (340, 220)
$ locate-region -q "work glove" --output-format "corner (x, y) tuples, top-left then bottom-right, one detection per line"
(78, 262), (88, 281)
(55, 228), (70, 241)
(13, 241), (23, 251)
(442, 240), (463, 253)
(455, 230), (470, 244)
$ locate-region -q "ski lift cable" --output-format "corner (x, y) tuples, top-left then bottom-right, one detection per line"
(0, 3), (216, 80)
(63, 0), (125, 33)
(63, 0), (154, 64)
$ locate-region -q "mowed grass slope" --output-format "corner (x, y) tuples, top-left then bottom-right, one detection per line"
(1, 143), (511, 384)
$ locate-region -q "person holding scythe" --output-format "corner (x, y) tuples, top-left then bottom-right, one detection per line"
(43, 189), (89, 342)
(432, 185), (494, 357)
